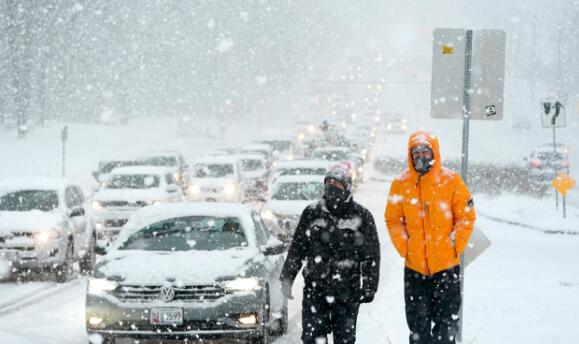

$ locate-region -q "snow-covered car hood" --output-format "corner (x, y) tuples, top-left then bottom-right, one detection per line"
(191, 178), (236, 188)
(0, 211), (64, 235)
(93, 188), (167, 203)
(243, 170), (267, 180)
(266, 200), (312, 217)
(98, 248), (259, 285)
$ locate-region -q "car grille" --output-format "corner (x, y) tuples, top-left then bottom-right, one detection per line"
(101, 201), (148, 208)
(104, 219), (129, 228)
(114, 285), (229, 303)
(0, 232), (35, 251)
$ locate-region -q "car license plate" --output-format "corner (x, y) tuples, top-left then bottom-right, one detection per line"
(150, 308), (183, 325)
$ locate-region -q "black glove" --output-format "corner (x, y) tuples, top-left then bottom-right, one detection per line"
(359, 288), (375, 303)
(281, 279), (293, 300)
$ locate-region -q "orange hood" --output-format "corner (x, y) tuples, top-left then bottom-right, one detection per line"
(407, 130), (442, 180)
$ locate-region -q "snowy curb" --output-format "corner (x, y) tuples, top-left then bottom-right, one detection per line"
(478, 211), (579, 236)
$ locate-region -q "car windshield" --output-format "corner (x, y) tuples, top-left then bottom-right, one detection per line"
(314, 150), (348, 161)
(536, 152), (564, 160)
(280, 167), (326, 176)
(272, 182), (324, 201)
(119, 216), (248, 251)
(241, 159), (264, 171)
(194, 163), (234, 178)
(99, 161), (137, 174)
(105, 174), (160, 189)
(0, 190), (59, 211)
(140, 156), (178, 167)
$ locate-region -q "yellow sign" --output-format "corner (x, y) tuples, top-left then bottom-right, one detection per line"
(552, 172), (576, 196)
(442, 45), (454, 54)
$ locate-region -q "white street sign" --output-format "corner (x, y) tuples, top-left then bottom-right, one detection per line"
(541, 99), (566, 128)
(431, 29), (466, 119)
(470, 30), (506, 120)
(464, 226), (491, 267)
(431, 29), (506, 121)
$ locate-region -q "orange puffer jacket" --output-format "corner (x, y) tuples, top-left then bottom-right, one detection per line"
(385, 131), (476, 276)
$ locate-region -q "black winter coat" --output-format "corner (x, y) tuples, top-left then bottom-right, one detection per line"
(279, 197), (380, 303)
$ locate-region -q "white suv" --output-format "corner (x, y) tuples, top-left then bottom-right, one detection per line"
(189, 156), (244, 202)
(91, 166), (183, 243)
(0, 178), (96, 281)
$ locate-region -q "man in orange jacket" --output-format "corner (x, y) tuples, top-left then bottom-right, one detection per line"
(385, 130), (476, 344)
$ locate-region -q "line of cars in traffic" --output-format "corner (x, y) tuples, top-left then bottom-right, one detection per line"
(0, 118), (377, 343)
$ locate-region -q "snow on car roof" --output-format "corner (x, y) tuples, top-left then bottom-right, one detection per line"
(274, 175), (325, 184)
(109, 166), (174, 175)
(112, 202), (258, 249)
(273, 160), (330, 170)
(139, 150), (181, 157)
(242, 143), (273, 151)
(0, 178), (69, 193)
(314, 146), (351, 153)
(194, 155), (240, 165)
(229, 154), (266, 162)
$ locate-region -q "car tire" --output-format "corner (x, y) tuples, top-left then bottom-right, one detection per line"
(278, 296), (289, 335)
(251, 294), (271, 344)
(80, 235), (96, 275)
(55, 240), (73, 283)
(88, 334), (115, 344)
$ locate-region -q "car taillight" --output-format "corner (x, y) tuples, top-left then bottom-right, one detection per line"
(530, 159), (541, 168)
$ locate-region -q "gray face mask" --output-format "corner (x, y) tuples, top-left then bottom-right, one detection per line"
(413, 156), (433, 175)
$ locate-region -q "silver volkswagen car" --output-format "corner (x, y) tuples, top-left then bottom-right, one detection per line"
(86, 203), (287, 344)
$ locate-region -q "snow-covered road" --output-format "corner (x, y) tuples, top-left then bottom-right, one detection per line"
(2, 178), (577, 344)
(0, 121), (577, 343)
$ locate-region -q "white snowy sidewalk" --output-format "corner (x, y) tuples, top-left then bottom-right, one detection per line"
(476, 192), (579, 234)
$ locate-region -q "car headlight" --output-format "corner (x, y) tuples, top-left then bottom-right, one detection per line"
(189, 184), (201, 194)
(401, 124), (407, 130)
(88, 278), (118, 294)
(151, 200), (161, 206)
(223, 183), (237, 194)
(387, 124), (392, 130)
(297, 133), (305, 141)
(223, 277), (260, 291)
(173, 172), (181, 181)
(358, 166), (364, 173)
(261, 208), (276, 221)
(91, 200), (103, 210)
(34, 229), (61, 244)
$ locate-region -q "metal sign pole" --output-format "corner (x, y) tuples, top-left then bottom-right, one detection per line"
(458, 29), (473, 343)
(553, 126), (558, 209)
(61, 126), (68, 178)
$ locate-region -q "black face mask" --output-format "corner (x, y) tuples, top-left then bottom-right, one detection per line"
(324, 184), (350, 214)
(413, 156), (433, 175)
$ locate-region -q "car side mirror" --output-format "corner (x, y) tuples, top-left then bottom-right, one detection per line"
(94, 245), (107, 256)
(69, 207), (86, 218)
(263, 237), (286, 255)
(166, 184), (179, 193)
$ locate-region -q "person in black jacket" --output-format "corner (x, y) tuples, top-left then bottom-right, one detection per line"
(279, 163), (381, 344)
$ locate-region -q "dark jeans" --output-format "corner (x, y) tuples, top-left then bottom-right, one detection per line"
(301, 286), (361, 344)
(404, 266), (461, 344)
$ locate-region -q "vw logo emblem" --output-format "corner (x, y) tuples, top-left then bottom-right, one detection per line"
(159, 286), (175, 302)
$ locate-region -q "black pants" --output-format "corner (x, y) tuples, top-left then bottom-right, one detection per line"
(404, 266), (461, 344)
(301, 286), (360, 344)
